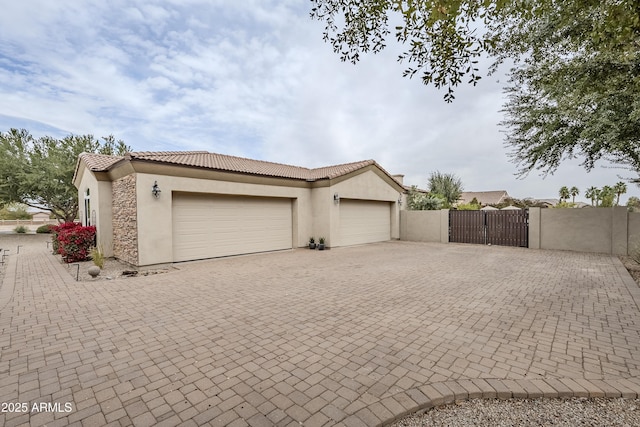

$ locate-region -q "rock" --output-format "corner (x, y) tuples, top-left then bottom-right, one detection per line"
(88, 266), (101, 278)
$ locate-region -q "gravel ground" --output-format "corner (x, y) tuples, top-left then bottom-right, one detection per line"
(59, 255), (173, 282)
(389, 398), (640, 427)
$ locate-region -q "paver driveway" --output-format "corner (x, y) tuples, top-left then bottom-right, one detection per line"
(1, 236), (640, 426)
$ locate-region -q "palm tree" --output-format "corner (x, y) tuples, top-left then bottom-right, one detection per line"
(427, 171), (463, 207)
(558, 186), (570, 203)
(585, 186), (598, 206)
(569, 186), (579, 204)
(594, 188), (602, 206)
(600, 185), (615, 207)
(613, 181), (627, 206)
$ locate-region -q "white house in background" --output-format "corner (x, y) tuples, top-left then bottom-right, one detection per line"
(73, 151), (406, 267)
(31, 211), (51, 221)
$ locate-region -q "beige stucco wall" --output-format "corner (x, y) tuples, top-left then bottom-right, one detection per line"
(134, 172), (315, 266)
(528, 207), (541, 249)
(400, 210), (444, 242)
(76, 167), (114, 257)
(77, 158), (404, 267)
(538, 207), (628, 254)
(310, 186), (332, 246)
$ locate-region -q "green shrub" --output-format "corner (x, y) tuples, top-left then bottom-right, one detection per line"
(14, 225), (28, 233)
(457, 202), (481, 210)
(554, 201), (577, 208)
(36, 224), (53, 234)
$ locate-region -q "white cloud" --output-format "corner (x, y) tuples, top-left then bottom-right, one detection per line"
(0, 1), (636, 203)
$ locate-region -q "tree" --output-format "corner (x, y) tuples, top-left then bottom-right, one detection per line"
(600, 185), (615, 207)
(499, 0), (640, 180)
(427, 171), (463, 207)
(569, 187), (579, 204)
(502, 48), (640, 179)
(585, 186), (598, 206)
(488, 197), (546, 209)
(457, 196), (481, 210)
(406, 185), (445, 210)
(310, 1), (638, 99)
(0, 129), (131, 222)
(614, 181), (628, 206)
(310, 0), (504, 102)
(0, 202), (31, 220)
(558, 186), (570, 203)
(311, 1), (640, 179)
(628, 196), (640, 212)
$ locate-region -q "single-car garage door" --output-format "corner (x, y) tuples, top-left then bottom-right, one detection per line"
(172, 193), (292, 262)
(338, 199), (391, 246)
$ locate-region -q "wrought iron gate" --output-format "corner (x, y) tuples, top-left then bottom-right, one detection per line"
(449, 210), (529, 247)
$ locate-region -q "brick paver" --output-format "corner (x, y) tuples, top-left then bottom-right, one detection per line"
(1, 235), (640, 426)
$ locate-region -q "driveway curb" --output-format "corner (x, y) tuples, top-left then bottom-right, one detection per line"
(0, 248), (17, 313)
(347, 378), (640, 427)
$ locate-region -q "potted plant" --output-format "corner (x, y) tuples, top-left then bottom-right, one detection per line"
(318, 237), (325, 250)
(309, 237), (316, 249)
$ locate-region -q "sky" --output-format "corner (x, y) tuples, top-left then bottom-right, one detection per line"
(0, 1), (636, 203)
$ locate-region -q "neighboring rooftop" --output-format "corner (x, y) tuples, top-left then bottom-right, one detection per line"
(77, 151), (397, 183)
(459, 190), (510, 206)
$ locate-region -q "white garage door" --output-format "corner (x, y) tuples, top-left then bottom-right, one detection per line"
(172, 193), (292, 262)
(339, 199), (391, 246)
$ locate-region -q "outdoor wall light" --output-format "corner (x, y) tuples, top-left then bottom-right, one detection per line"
(333, 193), (340, 204)
(152, 181), (161, 198)
(398, 195), (403, 206)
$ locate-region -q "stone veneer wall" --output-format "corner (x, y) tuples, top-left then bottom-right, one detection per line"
(112, 174), (139, 265)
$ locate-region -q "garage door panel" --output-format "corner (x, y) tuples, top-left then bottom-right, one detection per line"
(339, 199), (391, 246)
(172, 193), (292, 262)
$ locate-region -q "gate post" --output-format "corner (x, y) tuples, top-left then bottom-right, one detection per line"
(528, 207), (541, 249)
(440, 209), (449, 244)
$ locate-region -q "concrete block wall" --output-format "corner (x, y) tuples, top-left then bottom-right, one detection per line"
(401, 207), (637, 256)
(529, 207), (629, 255)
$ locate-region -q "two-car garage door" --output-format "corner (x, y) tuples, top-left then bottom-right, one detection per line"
(172, 193), (292, 262)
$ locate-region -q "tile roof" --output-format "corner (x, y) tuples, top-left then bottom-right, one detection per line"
(80, 151), (392, 182)
(459, 190), (510, 205)
(79, 153), (125, 171)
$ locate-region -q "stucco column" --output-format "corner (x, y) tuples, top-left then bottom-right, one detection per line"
(440, 209), (449, 243)
(528, 207), (541, 249)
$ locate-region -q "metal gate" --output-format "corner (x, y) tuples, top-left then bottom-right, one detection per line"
(449, 210), (529, 247)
